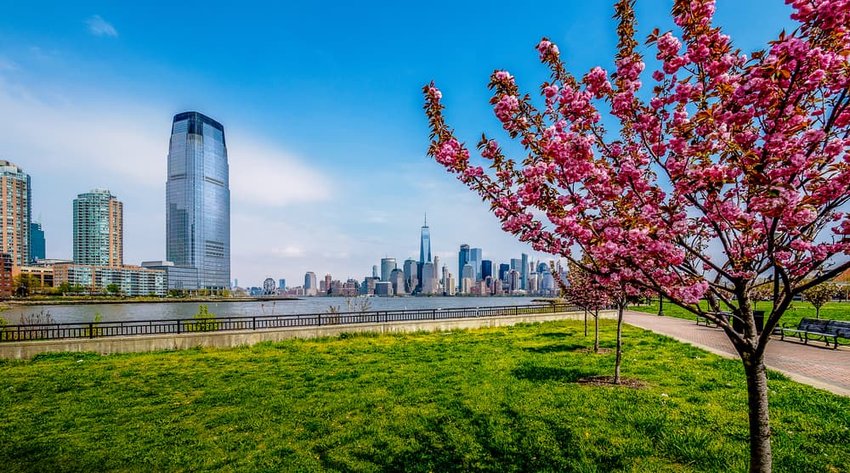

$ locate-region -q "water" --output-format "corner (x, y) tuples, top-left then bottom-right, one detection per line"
(3, 297), (545, 324)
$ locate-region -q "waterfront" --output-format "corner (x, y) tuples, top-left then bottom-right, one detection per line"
(1, 297), (545, 324)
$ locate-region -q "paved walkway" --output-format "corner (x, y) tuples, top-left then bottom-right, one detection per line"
(624, 311), (850, 397)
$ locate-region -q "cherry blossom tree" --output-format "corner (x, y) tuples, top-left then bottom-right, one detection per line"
(423, 0), (850, 470)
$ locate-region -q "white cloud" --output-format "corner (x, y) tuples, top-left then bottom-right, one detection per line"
(227, 134), (332, 207)
(86, 15), (118, 38)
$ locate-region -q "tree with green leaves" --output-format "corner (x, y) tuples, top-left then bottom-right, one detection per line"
(802, 282), (838, 319)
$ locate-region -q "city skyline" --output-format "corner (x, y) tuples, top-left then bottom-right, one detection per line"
(0, 1), (796, 285)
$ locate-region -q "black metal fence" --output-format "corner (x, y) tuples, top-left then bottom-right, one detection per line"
(0, 303), (576, 343)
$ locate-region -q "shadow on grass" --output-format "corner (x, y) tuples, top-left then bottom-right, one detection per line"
(512, 364), (591, 383)
(536, 332), (572, 339)
(523, 343), (588, 354)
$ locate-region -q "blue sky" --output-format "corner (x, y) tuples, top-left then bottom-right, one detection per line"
(0, 1), (795, 286)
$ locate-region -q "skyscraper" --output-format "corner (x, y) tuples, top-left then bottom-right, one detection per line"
(73, 189), (123, 267)
(521, 253), (529, 290)
(499, 263), (510, 282)
(418, 214), (431, 290)
(481, 260), (493, 280)
(304, 271), (317, 296)
(469, 248), (483, 281)
(0, 161), (30, 267)
(403, 258), (418, 293)
(381, 257), (397, 282)
(458, 244), (470, 291)
(166, 111), (231, 291)
(29, 222), (45, 262)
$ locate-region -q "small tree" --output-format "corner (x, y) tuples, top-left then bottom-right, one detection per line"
(802, 282), (838, 319)
(106, 284), (121, 296)
(423, 1), (850, 470)
(565, 260), (610, 353)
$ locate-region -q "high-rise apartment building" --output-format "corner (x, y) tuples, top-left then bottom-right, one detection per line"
(0, 161), (31, 267)
(166, 111), (231, 291)
(29, 222), (45, 262)
(73, 189), (123, 267)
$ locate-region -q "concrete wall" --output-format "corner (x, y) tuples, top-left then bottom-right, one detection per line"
(0, 310), (616, 359)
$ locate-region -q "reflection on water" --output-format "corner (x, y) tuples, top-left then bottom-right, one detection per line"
(2, 297), (545, 324)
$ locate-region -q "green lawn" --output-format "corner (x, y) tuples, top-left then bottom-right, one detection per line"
(634, 300), (850, 327)
(1, 321), (848, 472)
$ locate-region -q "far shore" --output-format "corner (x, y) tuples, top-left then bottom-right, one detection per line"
(0, 296), (302, 307)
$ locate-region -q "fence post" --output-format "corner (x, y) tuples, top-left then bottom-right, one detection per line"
(177, 320), (181, 334)
(252, 317), (256, 330)
(89, 323), (94, 339)
(318, 314), (322, 326)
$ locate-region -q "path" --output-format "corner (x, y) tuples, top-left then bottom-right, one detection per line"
(624, 311), (850, 397)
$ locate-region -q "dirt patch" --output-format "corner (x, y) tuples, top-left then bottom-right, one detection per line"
(577, 376), (646, 389)
(577, 348), (612, 355)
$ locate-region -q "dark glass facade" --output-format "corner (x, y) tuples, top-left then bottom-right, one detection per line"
(166, 111), (231, 290)
(29, 222), (45, 262)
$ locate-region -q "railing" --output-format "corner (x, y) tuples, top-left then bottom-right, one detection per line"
(0, 303), (577, 343)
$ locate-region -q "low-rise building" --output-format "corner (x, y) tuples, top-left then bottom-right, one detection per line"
(53, 264), (167, 296)
(141, 261), (198, 292)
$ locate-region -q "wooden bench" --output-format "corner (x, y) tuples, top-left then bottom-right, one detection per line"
(695, 314), (717, 327)
(777, 318), (850, 349)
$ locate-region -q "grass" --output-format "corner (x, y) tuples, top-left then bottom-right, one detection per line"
(1, 321), (849, 472)
(634, 300), (850, 327)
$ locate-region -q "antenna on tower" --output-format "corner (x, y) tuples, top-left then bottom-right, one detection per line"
(424, 212), (427, 227)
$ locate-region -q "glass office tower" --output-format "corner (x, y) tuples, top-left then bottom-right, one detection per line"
(166, 111), (231, 291)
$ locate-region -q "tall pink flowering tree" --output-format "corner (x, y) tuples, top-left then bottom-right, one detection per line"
(423, 0), (850, 471)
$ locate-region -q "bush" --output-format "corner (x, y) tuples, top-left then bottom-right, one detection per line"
(184, 305), (219, 332)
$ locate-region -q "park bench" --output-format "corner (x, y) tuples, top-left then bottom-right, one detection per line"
(777, 318), (850, 349)
(695, 314), (717, 327)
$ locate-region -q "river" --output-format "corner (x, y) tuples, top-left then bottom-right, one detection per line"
(2, 297), (546, 324)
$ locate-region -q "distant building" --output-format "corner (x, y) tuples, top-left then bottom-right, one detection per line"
(372, 265), (378, 278)
(380, 257), (397, 282)
(0, 161), (31, 267)
(458, 244), (470, 291)
(0, 253), (12, 298)
(481, 260), (493, 281)
(14, 265), (54, 289)
(403, 258), (418, 293)
(390, 268), (405, 295)
(304, 272), (317, 296)
(417, 216), (432, 291)
(521, 253), (529, 290)
(469, 248), (483, 281)
(445, 273), (456, 296)
(54, 264), (166, 296)
(499, 263), (510, 282)
(362, 276), (379, 296)
(342, 279), (359, 297)
(375, 281), (393, 297)
(141, 261), (198, 292)
(29, 223), (45, 263)
(461, 263), (474, 283)
(421, 262), (437, 295)
(73, 189), (123, 267)
(166, 111), (231, 291)
(263, 278), (276, 295)
(278, 279), (286, 291)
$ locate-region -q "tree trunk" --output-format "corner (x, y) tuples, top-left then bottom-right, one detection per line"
(743, 353), (773, 473)
(658, 293), (664, 316)
(614, 304), (624, 384)
(816, 306), (820, 319)
(584, 309), (588, 337)
(593, 309), (599, 353)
